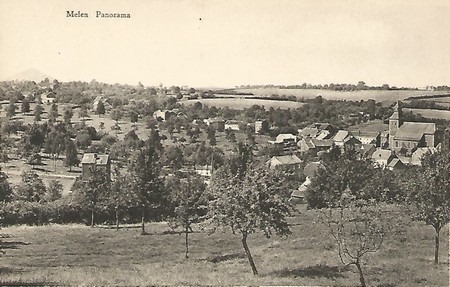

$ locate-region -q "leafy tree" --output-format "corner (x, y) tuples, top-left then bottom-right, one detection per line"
(76, 166), (109, 227)
(44, 125), (67, 170)
(48, 103), (59, 124)
(65, 138), (80, 171)
(167, 173), (207, 259)
(0, 166), (12, 202)
(44, 179), (63, 202)
(21, 98), (30, 114)
(6, 102), (16, 118)
(34, 104), (43, 122)
(107, 168), (136, 229)
(26, 153), (42, 169)
(403, 150), (450, 264)
(207, 164), (293, 275)
(206, 126), (216, 146)
(78, 105), (89, 121)
(14, 171), (46, 202)
(75, 131), (92, 150)
(111, 108), (123, 125)
(128, 130), (165, 234)
(162, 145), (184, 170)
(96, 100), (106, 116)
(130, 111), (138, 125)
(63, 107), (73, 125)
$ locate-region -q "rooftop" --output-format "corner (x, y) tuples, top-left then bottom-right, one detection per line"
(394, 122), (436, 141)
(81, 153), (110, 165)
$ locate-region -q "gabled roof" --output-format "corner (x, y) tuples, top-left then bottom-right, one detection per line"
(81, 153), (110, 165)
(299, 127), (319, 138)
(387, 158), (405, 169)
(269, 155), (302, 166)
(353, 131), (381, 138)
(333, 130), (350, 142)
(371, 149), (394, 161)
(304, 162), (323, 178)
(394, 122), (436, 141)
(275, 133), (298, 143)
(360, 144), (376, 156)
(311, 139), (334, 147)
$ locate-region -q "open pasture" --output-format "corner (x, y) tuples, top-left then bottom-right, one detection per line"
(0, 208), (448, 286)
(182, 98), (304, 110)
(405, 108), (450, 120)
(234, 88), (445, 105)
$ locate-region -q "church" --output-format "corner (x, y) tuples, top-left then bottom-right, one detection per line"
(389, 101), (436, 152)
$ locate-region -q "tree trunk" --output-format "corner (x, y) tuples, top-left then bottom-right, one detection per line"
(115, 207), (119, 230)
(141, 208), (146, 235)
(242, 232), (258, 275)
(355, 261), (366, 287)
(435, 229), (440, 264)
(91, 209), (95, 227)
(185, 224), (189, 259)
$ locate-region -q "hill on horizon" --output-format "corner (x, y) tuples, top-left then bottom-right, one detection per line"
(3, 68), (54, 83)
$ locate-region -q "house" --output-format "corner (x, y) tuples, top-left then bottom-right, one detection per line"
(225, 120), (241, 131)
(411, 147), (438, 166)
(371, 148), (396, 168)
(92, 96), (112, 112)
(298, 123), (337, 139)
(389, 101), (436, 152)
(267, 155), (302, 170)
(204, 117), (226, 132)
(386, 158), (406, 170)
(270, 133), (298, 145)
(298, 138), (333, 154)
(353, 131), (381, 146)
(359, 144), (377, 159)
(290, 161), (323, 203)
(81, 153), (111, 181)
(333, 130), (351, 146)
(153, 109), (172, 121)
(41, 92), (55, 104)
(255, 119), (269, 133)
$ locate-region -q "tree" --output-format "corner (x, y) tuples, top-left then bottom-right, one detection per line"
(48, 103), (59, 124)
(403, 150), (450, 264)
(44, 179), (63, 202)
(162, 145), (184, 170)
(44, 124), (67, 171)
(14, 171), (46, 202)
(319, 197), (401, 287)
(207, 164), (293, 275)
(308, 153), (403, 286)
(130, 111), (138, 126)
(77, 166), (109, 227)
(167, 173), (207, 259)
(34, 104), (43, 122)
(96, 100), (106, 116)
(63, 107), (73, 125)
(78, 105), (89, 121)
(206, 126), (216, 146)
(111, 108), (123, 125)
(6, 102), (16, 118)
(65, 138), (80, 171)
(128, 130), (165, 234)
(21, 98), (30, 114)
(0, 166), (12, 202)
(107, 168), (136, 229)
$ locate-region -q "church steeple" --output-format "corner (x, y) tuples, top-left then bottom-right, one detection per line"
(389, 101), (403, 148)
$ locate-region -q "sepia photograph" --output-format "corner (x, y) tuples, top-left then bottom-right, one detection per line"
(0, 0), (449, 286)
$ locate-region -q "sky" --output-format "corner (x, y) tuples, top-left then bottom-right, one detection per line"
(1, 0), (449, 88)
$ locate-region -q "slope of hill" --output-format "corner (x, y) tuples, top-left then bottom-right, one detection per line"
(3, 68), (53, 82)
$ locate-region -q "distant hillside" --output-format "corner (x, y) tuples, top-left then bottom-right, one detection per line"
(4, 68), (53, 82)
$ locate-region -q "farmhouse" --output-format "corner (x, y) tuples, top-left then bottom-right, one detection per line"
(298, 138), (333, 155)
(267, 154), (302, 170)
(389, 101), (436, 152)
(81, 153), (111, 181)
(353, 131), (381, 146)
(371, 148), (396, 168)
(410, 147), (438, 166)
(204, 117), (226, 132)
(270, 133), (298, 145)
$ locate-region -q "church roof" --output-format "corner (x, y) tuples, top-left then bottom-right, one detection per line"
(394, 122), (436, 141)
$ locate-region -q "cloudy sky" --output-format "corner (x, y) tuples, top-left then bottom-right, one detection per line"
(0, 0), (449, 88)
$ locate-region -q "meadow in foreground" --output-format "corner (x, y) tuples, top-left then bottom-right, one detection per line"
(1, 207), (448, 286)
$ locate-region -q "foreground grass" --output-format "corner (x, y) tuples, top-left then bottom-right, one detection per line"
(0, 208), (448, 286)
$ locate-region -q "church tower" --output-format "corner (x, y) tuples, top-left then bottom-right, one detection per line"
(389, 101), (403, 148)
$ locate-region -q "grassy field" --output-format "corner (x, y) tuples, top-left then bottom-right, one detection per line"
(234, 88), (446, 105)
(348, 120), (388, 133)
(0, 207), (448, 286)
(182, 98), (304, 110)
(405, 108), (450, 120)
